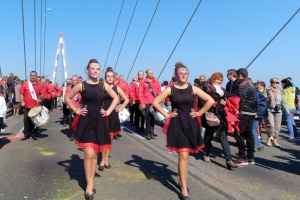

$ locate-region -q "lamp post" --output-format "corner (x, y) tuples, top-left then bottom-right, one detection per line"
(42, 4), (52, 77)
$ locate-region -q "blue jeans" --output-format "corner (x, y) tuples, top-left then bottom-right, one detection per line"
(285, 108), (298, 138)
(252, 119), (261, 148)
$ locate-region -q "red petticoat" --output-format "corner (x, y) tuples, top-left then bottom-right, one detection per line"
(167, 144), (205, 153)
(163, 115), (204, 151)
(75, 142), (112, 152)
(110, 130), (121, 138)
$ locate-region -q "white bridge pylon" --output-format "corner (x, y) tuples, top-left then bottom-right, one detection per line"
(52, 32), (67, 84)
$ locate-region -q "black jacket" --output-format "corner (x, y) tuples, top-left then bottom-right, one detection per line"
(238, 78), (257, 115)
(7, 78), (15, 93)
(226, 79), (239, 95)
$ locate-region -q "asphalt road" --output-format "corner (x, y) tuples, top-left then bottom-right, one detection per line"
(0, 107), (300, 200)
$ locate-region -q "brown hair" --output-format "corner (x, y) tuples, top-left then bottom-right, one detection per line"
(227, 69), (237, 78)
(257, 81), (266, 87)
(86, 59), (100, 70)
(174, 62), (188, 75)
(105, 66), (115, 77)
(209, 72), (223, 83)
(248, 78), (253, 85)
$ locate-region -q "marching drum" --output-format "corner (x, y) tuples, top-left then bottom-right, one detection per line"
(28, 105), (50, 127)
(118, 106), (130, 123)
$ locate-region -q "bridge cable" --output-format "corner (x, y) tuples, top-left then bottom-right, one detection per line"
(34, 0), (37, 71)
(125, 0), (160, 82)
(21, 0), (28, 79)
(113, 0), (139, 72)
(157, 0), (203, 80)
(100, 0), (125, 77)
(39, 0), (43, 75)
(246, 7), (300, 69)
(42, 0), (47, 76)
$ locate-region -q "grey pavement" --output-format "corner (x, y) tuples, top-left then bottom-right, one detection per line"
(0, 108), (300, 200)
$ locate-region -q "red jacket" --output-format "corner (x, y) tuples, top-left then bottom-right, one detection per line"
(130, 80), (142, 103)
(19, 80), (45, 109)
(139, 77), (161, 105)
(52, 85), (62, 98)
(65, 85), (81, 108)
(43, 83), (53, 100)
(114, 78), (130, 96)
(224, 96), (240, 133)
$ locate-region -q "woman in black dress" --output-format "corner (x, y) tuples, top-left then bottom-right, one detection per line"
(152, 62), (214, 200)
(99, 67), (129, 171)
(65, 59), (119, 200)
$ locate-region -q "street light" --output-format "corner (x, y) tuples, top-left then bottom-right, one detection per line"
(42, 6), (52, 77)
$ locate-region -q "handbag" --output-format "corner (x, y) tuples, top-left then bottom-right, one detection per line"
(205, 112), (220, 127)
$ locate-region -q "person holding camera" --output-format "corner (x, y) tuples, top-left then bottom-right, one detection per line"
(281, 78), (298, 139)
(266, 77), (289, 147)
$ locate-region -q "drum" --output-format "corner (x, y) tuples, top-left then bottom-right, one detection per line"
(28, 105), (50, 127)
(118, 107), (130, 123)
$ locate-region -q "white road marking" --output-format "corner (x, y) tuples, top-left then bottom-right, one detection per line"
(121, 126), (145, 139)
(15, 128), (24, 137)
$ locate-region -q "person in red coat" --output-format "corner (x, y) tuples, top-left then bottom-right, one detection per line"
(52, 82), (62, 109)
(130, 70), (145, 132)
(139, 69), (161, 140)
(20, 71), (45, 140)
(114, 75), (130, 98)
(43, 79), (53, 111)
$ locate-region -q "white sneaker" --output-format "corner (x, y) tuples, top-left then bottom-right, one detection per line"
(1, 129), (5, 132)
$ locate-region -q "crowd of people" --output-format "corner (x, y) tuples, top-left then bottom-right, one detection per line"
(0, 61), (299, 200)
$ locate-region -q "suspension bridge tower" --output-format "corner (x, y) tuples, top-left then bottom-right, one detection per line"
(52, 32), (67, 84)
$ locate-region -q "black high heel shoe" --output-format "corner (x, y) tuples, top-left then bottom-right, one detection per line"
(84, 193), (94, 200)
(104, 164), (111, 169)
(179, 193), (190, 200)
(98, 165), (105, 171)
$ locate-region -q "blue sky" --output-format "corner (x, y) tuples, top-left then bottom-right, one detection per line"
(1, 0), (300, 87)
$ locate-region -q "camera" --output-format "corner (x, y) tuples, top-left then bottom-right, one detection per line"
(274, 104), (281, 112)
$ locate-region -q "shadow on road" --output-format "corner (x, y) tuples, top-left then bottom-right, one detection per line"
(60, 128), (71, 139)
(54, 117), (63, 125)
(256, 146), (300, 175)
(36, 128), (49, 138)
(0, 137), (11, 149)
(124, 154), (179, 195)
(57, 154), (101, 192)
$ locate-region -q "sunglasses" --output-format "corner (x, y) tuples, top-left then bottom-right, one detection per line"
(272, 82), (279, 84)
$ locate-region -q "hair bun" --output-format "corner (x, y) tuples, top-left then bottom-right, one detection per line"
(106, 67), (113, 72)
(175, 62), (184, 69)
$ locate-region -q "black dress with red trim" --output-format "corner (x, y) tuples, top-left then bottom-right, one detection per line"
(164, 84), (204, 153)
(73, 81), (112, 151)
(103, 85), (121, 138)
